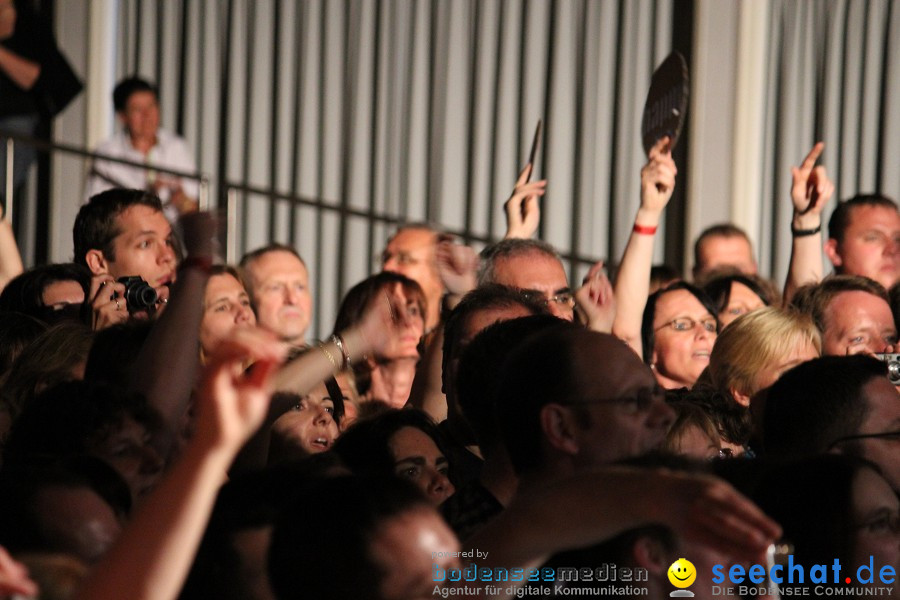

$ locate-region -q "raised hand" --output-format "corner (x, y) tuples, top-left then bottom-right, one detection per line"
(348, 283), (416, 360)
(647, 470), (782, 563)
(0, 546), (38, 599)
(790, 142), (834, 217)
(195, 326), (285, 452)
(436, 239), (478, 298)
(504, 163), (546, 239)
(640, 136), (677, 214)
(89, 275), (129, 330)
(574, 261), (616, 333)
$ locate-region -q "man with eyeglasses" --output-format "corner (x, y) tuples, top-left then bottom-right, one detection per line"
(764, 354), (900, 492)
(381, 224), (447, 335)
(497, 326), (674, 478)
(477, 238), (576, 320)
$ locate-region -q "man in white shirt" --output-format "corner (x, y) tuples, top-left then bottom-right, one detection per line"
(86, 77), (198, 221)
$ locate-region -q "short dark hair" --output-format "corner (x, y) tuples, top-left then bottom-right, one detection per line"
(112, 77), (158, 112)
(269, 475), (432, 600)
(693, 224), (751, 271)
(73, 188), (164, 267)
(700, 272), (777, 313)
(640, 282), (719, 365)
(333, 408), (450, 481)
(763, 355), (884, 457)
(477, 238), (563, 286)
(790, 275), (888, 333)
(456, 314), (568, 449)
(442, 284), (546, 387)
(828, 194), (899, 243)
(495, 323), (594, 475)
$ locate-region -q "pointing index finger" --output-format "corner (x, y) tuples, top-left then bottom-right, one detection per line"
(800, 142), (825, 171)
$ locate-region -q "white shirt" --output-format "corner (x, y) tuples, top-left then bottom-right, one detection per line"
(85, 129), (199, 220)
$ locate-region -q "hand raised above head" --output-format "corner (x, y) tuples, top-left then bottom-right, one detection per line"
(504, 162), (546, 240)
(791, 142), (833, 217)
(640, 136), (677, 214)
(575, 260), (616, 333)
(195, 326), (286, 451)
(436, 239), (478, 297)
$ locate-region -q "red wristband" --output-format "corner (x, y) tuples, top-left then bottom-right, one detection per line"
(633, 223), (658, 235)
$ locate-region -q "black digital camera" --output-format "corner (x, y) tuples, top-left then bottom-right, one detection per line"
(874, 353), (900, 385)
(117, 276), (158, 314)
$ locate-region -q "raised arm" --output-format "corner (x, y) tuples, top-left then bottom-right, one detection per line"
(407, 239), (479, 420)
(466, 467), (780, 599)
(273, 284), (414, 395)
(504, 163), (546, 240)
(0, 46), (41, 91)
(0, 215), (23, 293)
(611, 137), (677, 355)
(72, 327), (284, 600)
(128, 212), (217, 457)
(783, 142), (833, 305)
(574, 260), (617, 333)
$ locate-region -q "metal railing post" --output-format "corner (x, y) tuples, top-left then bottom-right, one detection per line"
(199, 175), (210, 211)
(226, 187), (237, 263)
(4, 138), (13, 222)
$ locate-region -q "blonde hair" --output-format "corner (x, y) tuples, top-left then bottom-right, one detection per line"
(707, 306), (821, 397)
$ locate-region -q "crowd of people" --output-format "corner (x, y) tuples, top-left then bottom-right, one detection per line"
(1, 26), (900, 600)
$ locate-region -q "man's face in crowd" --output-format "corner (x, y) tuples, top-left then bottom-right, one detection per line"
(491, 251), (574, 320)
(88, 205), (177, 288)
(369, 507), (460, 600)
(244, 250), (312, 345)
(382, 228), (443, 330)
(838, 376), (900, 492)
(821, 290), (898, 356)
(826, 204), (900, 290)
(561, 335), (674, 466)
(34, 485), (122, 564)
(695, 234), (757, 279)
(119, 90), (160, 143)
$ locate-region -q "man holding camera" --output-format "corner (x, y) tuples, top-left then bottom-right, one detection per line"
(73, 188), (176, 328)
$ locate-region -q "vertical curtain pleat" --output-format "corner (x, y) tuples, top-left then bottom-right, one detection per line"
(113, 0), (679, 338)
(762, 0), (900, 281)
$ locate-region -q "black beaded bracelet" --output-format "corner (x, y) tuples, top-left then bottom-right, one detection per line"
(790, 223), (821, 237)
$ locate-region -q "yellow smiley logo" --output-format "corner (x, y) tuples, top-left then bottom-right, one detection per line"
(667, 558), (697, 588)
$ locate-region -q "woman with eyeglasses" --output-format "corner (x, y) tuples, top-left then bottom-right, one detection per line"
(640, 282), (719, 390)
